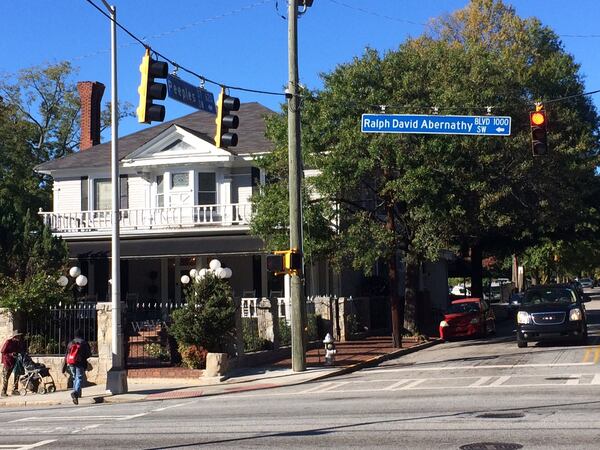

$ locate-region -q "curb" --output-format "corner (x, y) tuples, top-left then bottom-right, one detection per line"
(311, 338), (443, 381)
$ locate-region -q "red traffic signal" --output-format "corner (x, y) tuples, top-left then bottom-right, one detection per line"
(529, 110), (548, 156)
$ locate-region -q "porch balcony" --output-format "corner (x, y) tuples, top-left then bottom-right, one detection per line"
(39, 203), (253, 235)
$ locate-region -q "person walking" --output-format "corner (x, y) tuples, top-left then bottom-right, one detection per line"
(65, 329), (91, 405)
(1, 331), (25, 396)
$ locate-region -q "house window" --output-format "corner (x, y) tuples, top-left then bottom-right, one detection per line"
(81, 176), (89, 211)
(93, 179), (111, 210)
(171, 172), (189, 188)
(156, 175), (164, 207)
(198, 172), (216, 205)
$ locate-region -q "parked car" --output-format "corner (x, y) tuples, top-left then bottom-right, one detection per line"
(515, 284), (590, 348)
(450, 285), (471, 297)
(439, 297), (496, 340)
(578, 278), (594, 289)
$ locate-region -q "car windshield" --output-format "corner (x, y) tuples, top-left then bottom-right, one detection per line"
(448, 302), (480, 314)
(523, 288), (577, 305)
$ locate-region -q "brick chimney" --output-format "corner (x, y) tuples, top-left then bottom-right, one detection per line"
(77, 81), (105, 151)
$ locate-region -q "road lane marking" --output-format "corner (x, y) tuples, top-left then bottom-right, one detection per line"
(595, 347), (600, 364)
(591, 374), (600, 385)
(469, 376), (493, 387)
(368, 362), (595, 374)
(397, 379), (428, 390)
(383, 380), (413, 390)
(297, 382), (335, 394)
(0, 441), (57, 450)
(153, 401), (197, 412)
(583, 348), (592, 363)
(566, 375), (580, 385)
(10, 415), (131, 423)
(489, 376), (511, 387)
(318, 382), (349, 393)
(71, 424), (101, 434)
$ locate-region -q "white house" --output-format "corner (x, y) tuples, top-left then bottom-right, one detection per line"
(36, 81), (284, 305)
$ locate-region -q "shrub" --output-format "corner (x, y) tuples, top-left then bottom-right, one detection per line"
(278, 319), (291, 346)
(242, 318), (271, 352)
(144, 342), (170, 361)
(306, 313), (319, 341)
(169, 272), (236, 354)
(178, 343), (207, 369)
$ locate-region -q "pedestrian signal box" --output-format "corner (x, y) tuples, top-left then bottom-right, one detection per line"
(266, 249), (302, 276)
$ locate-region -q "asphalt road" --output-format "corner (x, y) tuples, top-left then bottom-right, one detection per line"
(1, 291), (600, 449)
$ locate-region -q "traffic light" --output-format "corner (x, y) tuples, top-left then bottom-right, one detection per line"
(137, 48), (168, 124)
(266, 249), (303, 276)
(215, 87), (240, 148)
(530, 109), (548, 156)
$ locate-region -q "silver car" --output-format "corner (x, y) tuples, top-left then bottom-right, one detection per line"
(579, 278), (594, 289)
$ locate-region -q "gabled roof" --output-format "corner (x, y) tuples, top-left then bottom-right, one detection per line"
(36, 102), (275, 173)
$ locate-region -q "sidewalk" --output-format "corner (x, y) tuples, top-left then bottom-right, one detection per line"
(0, 336), (440, 408)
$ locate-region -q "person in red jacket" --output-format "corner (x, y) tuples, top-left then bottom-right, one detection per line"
(1, 332), (25, 396)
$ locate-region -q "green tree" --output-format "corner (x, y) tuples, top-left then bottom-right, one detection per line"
(251, 0), (599, 346)
(421, 0), (600, 295)
(169, 273), (236, 353)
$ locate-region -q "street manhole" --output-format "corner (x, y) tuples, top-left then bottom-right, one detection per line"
(460, 443), (523, 450)
(476, 412), (524, 419)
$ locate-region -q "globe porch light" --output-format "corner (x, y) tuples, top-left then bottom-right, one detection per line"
(209, 259), (222, 271)
(69, 266), (82, 278)
(75, 274), (88, 287)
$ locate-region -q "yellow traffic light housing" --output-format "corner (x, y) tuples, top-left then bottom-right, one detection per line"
(530, 105), (548, 156)
(215, 87), (240, 148)
(266, 249), (303, 276)
(136, 48), (168, 124)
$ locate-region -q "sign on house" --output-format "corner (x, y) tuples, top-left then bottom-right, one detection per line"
(361, 114), (511, 136)
(167, 75), (216, 114)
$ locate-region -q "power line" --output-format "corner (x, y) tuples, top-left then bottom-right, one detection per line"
(84, 0), (286, 97)
(325, 0), (425, 26)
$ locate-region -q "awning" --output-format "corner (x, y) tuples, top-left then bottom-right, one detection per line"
(66, 234), (265, 259)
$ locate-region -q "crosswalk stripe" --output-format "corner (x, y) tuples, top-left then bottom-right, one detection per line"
(398, 379), (428, 390)
(469, 376), (493, 387)
(383, 379), (413, 390)
(489, 376), (510, 387)
(591, 374), (600, 385)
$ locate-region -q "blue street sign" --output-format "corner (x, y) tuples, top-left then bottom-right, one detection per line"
(167, 75), (216, 114)
(361, 114), (511, 136)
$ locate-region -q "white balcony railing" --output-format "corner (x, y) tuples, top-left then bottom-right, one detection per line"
(39, 203), (253, 234)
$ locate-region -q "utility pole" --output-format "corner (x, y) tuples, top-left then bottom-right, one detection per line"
(288, 0), (306, 372)
(101, 0), (127, 394)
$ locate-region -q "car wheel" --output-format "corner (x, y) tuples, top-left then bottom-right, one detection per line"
(517, 334), (527, 348)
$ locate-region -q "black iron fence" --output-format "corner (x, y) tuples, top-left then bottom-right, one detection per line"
(23, 303), (98, 356)
(124, 301), (183, 368)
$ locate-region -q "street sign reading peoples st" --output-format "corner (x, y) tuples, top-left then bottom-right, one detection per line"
(361, 114), (511, 136)
(167, 75), (216, 114)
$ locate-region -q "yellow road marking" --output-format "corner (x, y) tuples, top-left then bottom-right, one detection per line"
(584, 347), (600, 363)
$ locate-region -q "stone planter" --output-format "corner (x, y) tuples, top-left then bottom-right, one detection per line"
(204, 352), (229, 380)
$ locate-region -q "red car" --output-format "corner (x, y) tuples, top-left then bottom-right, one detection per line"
(439, 297), (496, 340)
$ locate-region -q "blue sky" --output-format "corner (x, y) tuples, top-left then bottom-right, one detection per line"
(1, 0), (599, 138)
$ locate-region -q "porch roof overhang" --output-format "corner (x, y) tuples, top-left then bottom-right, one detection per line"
(66, 234), (265, 259)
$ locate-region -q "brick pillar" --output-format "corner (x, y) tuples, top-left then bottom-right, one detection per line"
(77, 81), (105, 151)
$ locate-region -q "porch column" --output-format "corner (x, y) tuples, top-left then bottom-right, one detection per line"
(222, 177), (232, 225)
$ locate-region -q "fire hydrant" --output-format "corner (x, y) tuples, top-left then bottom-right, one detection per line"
(323, 333), (336, 366)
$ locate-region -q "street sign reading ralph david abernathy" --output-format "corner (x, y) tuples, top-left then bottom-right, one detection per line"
(361, 114), (511, 136)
